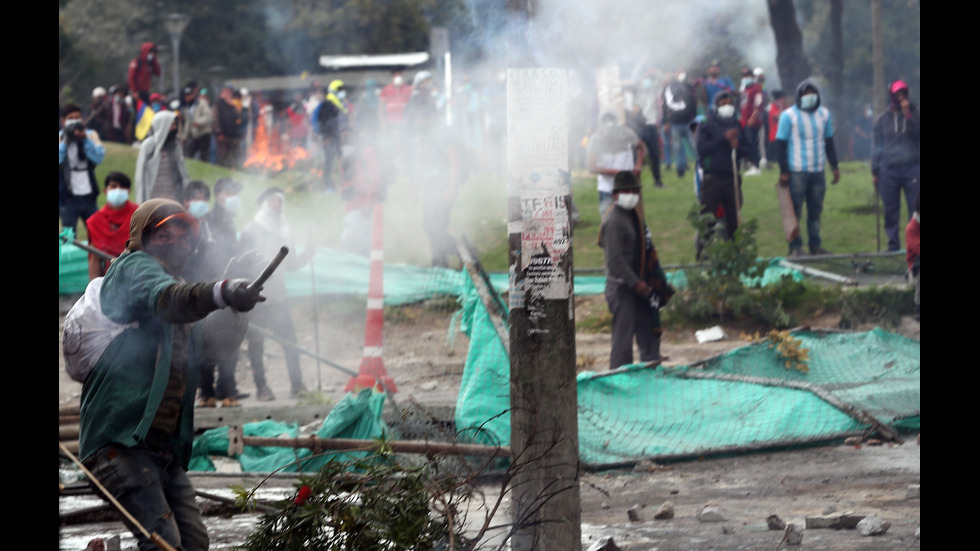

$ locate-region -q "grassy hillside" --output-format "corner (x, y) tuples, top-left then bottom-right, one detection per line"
(64, 142), (896, 272)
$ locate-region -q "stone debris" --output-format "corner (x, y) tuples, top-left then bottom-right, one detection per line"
(865, 438), (883, 446)
(822, 504), (837, 515)
(601, 501), (610, 509)
(843, 436), (863, 446)
(586, 536), (623, 551)
(721, 525), (735, 535)
(696, 505), (727, 522)
(653, 501), (675, 519)
(634, 458), (663, 472)
(419, 381), (438, 391)
(805, 510), (866, 529)
(856, 514), (891, 536)
(784, 523), (804, 545)
(766, 514), (786, 530)
(627, 503), (644, 521)
(906, 484), (920, 499)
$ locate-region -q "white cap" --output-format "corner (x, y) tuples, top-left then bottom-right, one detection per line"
(240, 87), (250, 97)
(92, 87), (107, 98)
(753, 67), (764, 77)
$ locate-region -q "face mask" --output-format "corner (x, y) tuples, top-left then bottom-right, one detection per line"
(800, 93), (818, 110)
(616, 193), (640, 210)
(741, 78), (754, 89)
(865, 108), (874, 118)
(143, 242), (191, 275)
(717, 105), (735, 119)
(223, 195), (241, 214)
(393, 76), (404, 86)
(152, 102), (162, 111)
(147, 54), (155, 62)
(106, 188), (129, 207)
(337, 90), (347, 100)
(677, 73), (687, 83)
(188, 200), (209, 219)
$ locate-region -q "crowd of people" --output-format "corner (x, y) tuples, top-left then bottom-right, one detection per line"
(592, 60), (919, 373)
(60, 41), (919, 550)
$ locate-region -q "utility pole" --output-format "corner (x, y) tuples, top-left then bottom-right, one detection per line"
(871, 0), (886, 116)
(505, 66), (581, 551)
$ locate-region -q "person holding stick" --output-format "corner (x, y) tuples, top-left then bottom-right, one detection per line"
(694, 90), (752, 259)
(78, 198), (266, 551)
(240, 187), (315, 400)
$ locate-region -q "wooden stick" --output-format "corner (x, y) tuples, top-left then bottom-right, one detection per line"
(58, 442), (179, 551)
(241, 435), (510, 458)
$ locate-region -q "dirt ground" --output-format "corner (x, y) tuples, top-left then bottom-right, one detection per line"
(58, 294), (920, 550)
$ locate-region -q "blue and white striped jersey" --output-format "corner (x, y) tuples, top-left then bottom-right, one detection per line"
(776, 106), (834, 173)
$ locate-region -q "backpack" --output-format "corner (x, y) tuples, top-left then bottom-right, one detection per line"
(62, 277), (138, 383)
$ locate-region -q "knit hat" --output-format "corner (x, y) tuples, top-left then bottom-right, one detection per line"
(612, 171), (640, 192)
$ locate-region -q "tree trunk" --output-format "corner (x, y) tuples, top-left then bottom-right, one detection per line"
(830, 0), (849, 158)
(767, 0), (812, 96)
(871, 0), (886, 116)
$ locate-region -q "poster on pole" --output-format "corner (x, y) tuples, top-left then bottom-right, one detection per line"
(506, 68), (571, 314)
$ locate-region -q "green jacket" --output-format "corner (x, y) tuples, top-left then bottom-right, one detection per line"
(79, 251), (221, 468)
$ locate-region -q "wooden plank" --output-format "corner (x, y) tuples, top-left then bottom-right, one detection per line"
(777, 181), (800, 242)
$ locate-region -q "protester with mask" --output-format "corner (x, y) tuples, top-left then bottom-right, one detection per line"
(179, 81), (214, 162)
(78, 198), (264, 551)
(85, 171), (138, 279)
(185, 177), (248, 407)
(127, 42), (161, 105)
(60, 102), (107, 234)
(214, 85), (245, 169)
(588, 112), (647, 215)
(240, 187), (315, 401)
(135, 110), (191, 203)
(661, 68), (698, 178)
(872, 80), (920, 252)
(599, 171), (671, 370)
(695, 90), (753, 259)
(776, 79), (841, 257)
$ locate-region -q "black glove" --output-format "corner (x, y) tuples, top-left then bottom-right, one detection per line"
(220, 279), (265, 312)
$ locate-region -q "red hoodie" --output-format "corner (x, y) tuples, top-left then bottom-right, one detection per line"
(127, 42), (161, 96)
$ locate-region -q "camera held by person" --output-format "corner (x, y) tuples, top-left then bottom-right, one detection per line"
(65, 120), (87, 141)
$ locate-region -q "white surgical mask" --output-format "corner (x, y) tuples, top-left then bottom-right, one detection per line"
(393, 76), (404, 86)
(188, 200), (209, 219)
(616, 193), (640, 210)
(717, 105), (735, 118)
(337, 90), (347, 100)
(106, 188), (129, 207)
(677, 73), (687, 83)
(800, 93), (818, 110)
(223, 195), (241, 214)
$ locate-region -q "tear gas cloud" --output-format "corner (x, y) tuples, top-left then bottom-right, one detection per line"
(252, 0), (777, 267)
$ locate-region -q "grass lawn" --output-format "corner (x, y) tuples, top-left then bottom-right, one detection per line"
(64, 142), (900, 273)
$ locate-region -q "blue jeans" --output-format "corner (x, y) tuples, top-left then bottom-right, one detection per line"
(60, 195), (98, 234)
(661, 126), (673, 166)
(598, 191), (613, 217)
(878, 164), (919, 251)
(670, 123), (694, 175)
(788, 171), (827, 253)
(85, 444), (209, 551)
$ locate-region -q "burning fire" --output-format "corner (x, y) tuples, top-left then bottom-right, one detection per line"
(244, 111), (310, 172)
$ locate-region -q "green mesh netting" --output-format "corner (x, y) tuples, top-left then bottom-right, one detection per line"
(188, 389), (388, 472)
(453, 277), (920, 467)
